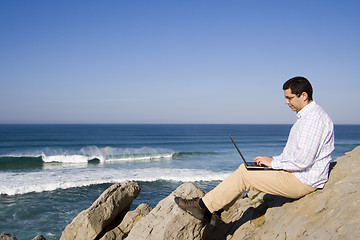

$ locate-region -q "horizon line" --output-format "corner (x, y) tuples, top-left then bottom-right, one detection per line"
(1, 123), (359, 125)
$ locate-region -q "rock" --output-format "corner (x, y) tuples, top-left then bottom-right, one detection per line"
(31, 235), (46, 240)
(100, 203), (152, 240)
(60, 181), (140, 240)
(125, 182), (206, 240)
(0, 233), (17, 240)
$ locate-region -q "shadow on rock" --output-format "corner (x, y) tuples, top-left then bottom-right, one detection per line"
(201, 194), (295, 240)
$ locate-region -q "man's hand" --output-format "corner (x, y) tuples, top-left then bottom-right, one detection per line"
(253, 156), (274, 167)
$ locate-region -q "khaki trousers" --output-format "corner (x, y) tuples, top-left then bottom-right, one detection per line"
(202, 164), (317, 213)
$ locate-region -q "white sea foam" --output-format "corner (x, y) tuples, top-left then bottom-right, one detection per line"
(42, 154), (91, 163)
(0, 167), (231, 195)
(15, 146), (176, 164)
(40, 152), (174, 164)
(2, 146), (175, 161)
(106, 153), (174, 162)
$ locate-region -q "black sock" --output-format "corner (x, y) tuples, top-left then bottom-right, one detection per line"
(199, 198), (207, 210)
(199, 199), (213, 222)
(214, 208), (224, 217)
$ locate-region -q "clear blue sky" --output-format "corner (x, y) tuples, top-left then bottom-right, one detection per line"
(1, 1), (359, 124)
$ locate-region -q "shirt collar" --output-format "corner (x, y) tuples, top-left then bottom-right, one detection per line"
(296, 101), (316, 119)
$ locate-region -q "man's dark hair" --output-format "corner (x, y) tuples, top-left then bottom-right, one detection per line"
(283, 76), (313, 101)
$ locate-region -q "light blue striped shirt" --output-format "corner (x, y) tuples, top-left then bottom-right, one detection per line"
(272, 101), (335, 188)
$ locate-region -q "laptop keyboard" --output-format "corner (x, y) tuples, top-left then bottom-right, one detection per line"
(247, 162), (257, 166)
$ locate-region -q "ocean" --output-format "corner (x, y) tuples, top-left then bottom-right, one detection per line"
(1, 124), (359, 239)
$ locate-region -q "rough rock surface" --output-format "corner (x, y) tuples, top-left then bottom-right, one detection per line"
(60, 181), (140, 240)
(0, 233), (17, 240)
(100, 203), (152, 240)
(31, 235), (46, 240)
(126, 182), (207, 240)
(0, 233), (46, 240)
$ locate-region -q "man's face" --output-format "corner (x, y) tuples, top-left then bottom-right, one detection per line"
(284, 88), (307, 113)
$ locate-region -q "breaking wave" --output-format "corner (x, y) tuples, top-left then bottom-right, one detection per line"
(0, 167), (231, 195)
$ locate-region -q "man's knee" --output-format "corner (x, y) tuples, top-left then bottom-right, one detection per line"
(238, 163), (247, 171)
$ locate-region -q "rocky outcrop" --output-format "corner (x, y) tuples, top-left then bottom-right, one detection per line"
(126, 183), (206, 240)
(100, 203), (152, 240)
(7, 146), (358, 239)
(0, 233), (45, 240)
(60, 181), (140, 240)
(59, 145), (359, 239)
(31, 235), (46, 240)
(0, 233), (17, 240)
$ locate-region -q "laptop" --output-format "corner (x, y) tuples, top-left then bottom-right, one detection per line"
(230, 135), (273, 170)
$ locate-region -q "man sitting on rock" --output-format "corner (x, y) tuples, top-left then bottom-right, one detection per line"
(175, 76), (335, 223)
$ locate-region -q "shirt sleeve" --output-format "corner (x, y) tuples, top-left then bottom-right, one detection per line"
(271, 115), (325, 171)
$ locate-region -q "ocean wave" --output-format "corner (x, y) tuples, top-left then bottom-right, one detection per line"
(0, 156), (43, 170)
(40, 152), (175, 163)
(0, 147), (222, 170)
(0, 146), (174, 165)
(0, 152), (175, 165)
(0, 168), (231, 195)
(173, 151), (219, 158)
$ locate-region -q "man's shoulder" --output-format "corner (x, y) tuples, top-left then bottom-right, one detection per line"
(303, 102), (333, 126)
(306, 102), (329, 117)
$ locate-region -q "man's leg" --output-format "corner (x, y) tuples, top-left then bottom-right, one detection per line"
(202, 164), (316, 213)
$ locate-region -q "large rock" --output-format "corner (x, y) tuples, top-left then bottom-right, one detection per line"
(126, 182), (206, 240)
(60, 181), (140, 240)
(0, 233), (46, 240)
(0, 234), (17, 240)
(100, 203), (152, 240)
(31, 236), (46, 240)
